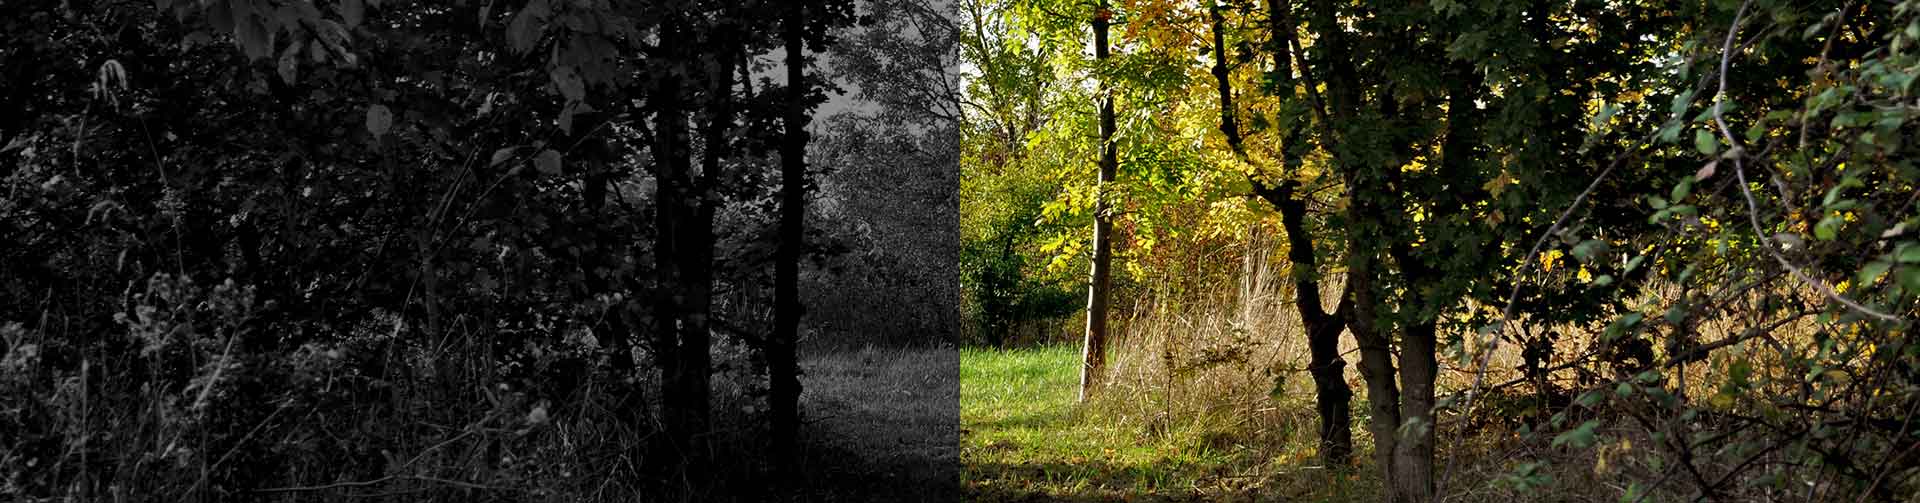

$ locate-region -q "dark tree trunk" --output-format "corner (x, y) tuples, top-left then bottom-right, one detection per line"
(1214, 0), (1352, 467)
(1079, 0), (1116, 403)
(771, 0), (809, 478)
(1388, 280), (1438, 502)
(1277, 183), (1354, 467)
(649, 19), (712, 473)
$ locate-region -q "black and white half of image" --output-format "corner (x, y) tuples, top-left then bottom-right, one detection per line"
(1, 0), (959, 501)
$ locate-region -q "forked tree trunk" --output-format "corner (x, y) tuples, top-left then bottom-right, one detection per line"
(771, 0), (809, 478)
(1079, 0), (1117, 403)
(1211, 0), (1353, 466)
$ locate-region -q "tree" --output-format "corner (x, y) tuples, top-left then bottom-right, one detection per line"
(772, 0), (810, 477)
(1207, 0), (1353, 466)
(1079, 0), (1117, 403)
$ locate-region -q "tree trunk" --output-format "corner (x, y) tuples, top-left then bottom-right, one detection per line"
(696, 6), (739, 474)
(1345, 247), (1399, 478)
(1390, 315), (1437, 502)
(1225, 0), (1354, 467)
(771, 0), (809, 478)
(1283, 189), (1353, 467)
(1078, 0), (1116, 403)
(649, 20), (711, 474)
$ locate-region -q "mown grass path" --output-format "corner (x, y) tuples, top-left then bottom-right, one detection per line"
(963, 346), (1374, 502)
(798, 346), (959, 501)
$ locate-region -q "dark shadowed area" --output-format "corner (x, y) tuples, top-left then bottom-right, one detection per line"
(0, 0), (959, 501)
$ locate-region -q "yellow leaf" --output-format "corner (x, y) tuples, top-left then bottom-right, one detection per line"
(1540, 249), (1564, 272)
(1483, 171), (1516, 199)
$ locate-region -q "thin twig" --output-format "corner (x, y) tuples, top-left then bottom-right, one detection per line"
(251, 474), (509, 494)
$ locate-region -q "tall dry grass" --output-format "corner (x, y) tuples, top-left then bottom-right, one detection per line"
(1084, 231), (1362, 468)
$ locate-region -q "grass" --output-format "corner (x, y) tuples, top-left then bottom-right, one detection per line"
(962, 345), (1379, 502)
(797, 345), (960, 501)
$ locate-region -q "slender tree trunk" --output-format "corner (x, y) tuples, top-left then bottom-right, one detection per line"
(1079, 0), (1117, 403)
(650, 20), (711, 475)
(692, 7), (741, 477)
(1213, 0), (1352, 466)
(771, 0), (809, 477)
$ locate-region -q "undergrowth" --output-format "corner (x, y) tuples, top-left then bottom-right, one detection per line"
(0, 273), (914, 502)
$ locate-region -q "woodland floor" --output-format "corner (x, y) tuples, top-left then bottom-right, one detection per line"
(796, 345), (961, 502)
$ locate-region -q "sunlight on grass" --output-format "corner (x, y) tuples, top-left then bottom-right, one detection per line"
(962, 346), (1376, 501)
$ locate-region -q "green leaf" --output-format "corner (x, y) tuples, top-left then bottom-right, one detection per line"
(1901, 266), (1920, 293)
(1634, 370), (1662, 384)
(235, 13), (274, 61)
(1694, 129), (1720, 156)
(1671, 177), (1693, 201)
(1815, 215), (1843, 241)
(1577, 389), (1607, 408)
(1670, 89), (1695, 117)
(1604, 312), (1644, 341)
(277, 39), (303, 84)
(1664, 304), (1688, 325)
(1658, 122), (1682, 144)
(1746, 121), (1767, 143)
(1621, 482), (1647, 503)
(1898, 244), (1920, 263)
(340, 0), (365, 28)
(490, 147), (518, 166)
(1615, 382), (1634, 397)
(1571, 239), (1608, 264)
(534, 149), (562, 175)
(1860, 260), (1893, 286)
(1590, 102), (1619, 131)
(551, 66), (585, 101)
(507, 1), (545, 54)
(1553, 419), (1600, 449)
(365, 104), (393, 137)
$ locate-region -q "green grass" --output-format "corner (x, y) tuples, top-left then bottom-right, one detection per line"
(962, 346), (1379, 502)
(959, 345), (1219, 500)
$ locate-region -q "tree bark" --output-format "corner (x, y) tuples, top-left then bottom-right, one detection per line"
(1078, 0), (1116, 403)
(771, 0), (810, 478)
